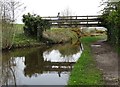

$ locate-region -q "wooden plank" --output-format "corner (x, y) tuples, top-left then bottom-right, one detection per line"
(44, 67), (72, 72)
(51, 23), (102, 27)
(41, 15), (102, 18)
(51, 23), (101, 25)
(47, 18), (100, 21)
(45, 62), (75, 66)
(41, 15), (102, 27)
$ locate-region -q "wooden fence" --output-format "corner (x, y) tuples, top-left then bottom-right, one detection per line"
(41, 15), (102, 27)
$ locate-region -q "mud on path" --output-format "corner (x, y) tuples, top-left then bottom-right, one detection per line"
(91, 40), (119, 85)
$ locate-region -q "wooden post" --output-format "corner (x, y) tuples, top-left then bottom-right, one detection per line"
(70, 16), (72, 27)
(87, 16), (88, 27)
(76, 16), (78, 27)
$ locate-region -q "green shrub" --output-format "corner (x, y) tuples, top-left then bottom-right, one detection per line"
(101, 1), (120, 46)
(22, 13), (51, 40)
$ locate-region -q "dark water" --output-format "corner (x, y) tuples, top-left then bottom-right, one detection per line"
(2, 43), (82, 85)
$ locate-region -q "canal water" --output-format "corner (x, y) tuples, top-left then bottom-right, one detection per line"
(2, 43), (82, 85)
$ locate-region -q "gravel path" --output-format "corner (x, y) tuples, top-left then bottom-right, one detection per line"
(91, 40), (119, 86)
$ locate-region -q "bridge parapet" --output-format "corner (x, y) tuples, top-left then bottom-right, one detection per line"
(41, 15), (102, 27)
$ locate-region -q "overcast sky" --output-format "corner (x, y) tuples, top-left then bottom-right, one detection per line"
(17, 0), (103, 23)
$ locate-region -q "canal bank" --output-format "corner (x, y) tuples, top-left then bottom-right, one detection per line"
(2, 28), (78, 50)
(2, 43), (82, 85)
(68, 36), (105, 85)
(2, 27), (107, 85)
(2, 36), (106, 85)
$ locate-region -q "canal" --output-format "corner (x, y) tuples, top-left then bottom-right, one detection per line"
(2, 43), (82, 85)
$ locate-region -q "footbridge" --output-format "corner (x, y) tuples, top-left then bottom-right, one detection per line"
(42, 15), (102, 27)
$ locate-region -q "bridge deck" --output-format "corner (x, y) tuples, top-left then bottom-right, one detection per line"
(42, 15), (102, 27)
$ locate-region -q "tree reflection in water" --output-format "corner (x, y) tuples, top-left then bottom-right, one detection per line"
(2, 53), (18, 86)
(2, 42), (82, 85)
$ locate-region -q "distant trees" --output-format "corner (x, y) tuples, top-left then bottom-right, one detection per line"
(61, 8), (73, 27)
(22, 13), (51, 41)
(59, 8), (79, 28)
(101, 0), (120, 46)
(61, 7), (73, 17)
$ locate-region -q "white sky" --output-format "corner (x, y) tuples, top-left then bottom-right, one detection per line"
(17, 0), (103, 23)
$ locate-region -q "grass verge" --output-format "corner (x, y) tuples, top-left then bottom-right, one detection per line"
(12, 28), (78, 48)
(13, 34), (44, 48)
(68, 36), (105, 85)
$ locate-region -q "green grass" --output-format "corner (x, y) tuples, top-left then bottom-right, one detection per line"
(13, 33), (42, 47)
(14, 24), (24, 34)
(68, 36), (105, 85)
(43, 28), (78, 43)
(12, 24), (44, 48)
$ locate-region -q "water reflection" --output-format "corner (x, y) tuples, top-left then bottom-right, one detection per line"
(2, 43), (82, 85)
(43, 49), (81, 62)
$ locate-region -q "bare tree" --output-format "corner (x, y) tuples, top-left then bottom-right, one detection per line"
(1, 0), (26, 49)
(0, 1), (2, 49)
(61, 7), (73, 17)
(6, 0), (26, 23)
(60, 7), (77, 27)
(7, 0), (26, 49)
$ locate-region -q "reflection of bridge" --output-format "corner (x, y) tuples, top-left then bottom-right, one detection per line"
(42, 15), (102, 27)
(44, 62), (76, 77)
(44, 62), (75, 71)
(24, 61), (76, 77)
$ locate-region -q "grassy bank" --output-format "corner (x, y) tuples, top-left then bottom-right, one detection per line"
(68, 36), (105, 85)
(13, 24), (44, 48)
(2, 24), (45, 50)
(13, 33), (44, 48)
(13, 28), (78, 48)
(43, 28), (78, 44)
(14, 24), (24, 34)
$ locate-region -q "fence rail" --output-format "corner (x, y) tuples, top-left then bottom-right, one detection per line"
(41, 15), (102, 27)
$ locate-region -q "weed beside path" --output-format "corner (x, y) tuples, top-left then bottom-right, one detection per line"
(68, 36), (105, 85)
